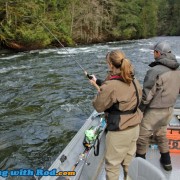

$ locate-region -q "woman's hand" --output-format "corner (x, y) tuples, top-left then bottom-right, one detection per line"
(84, 71), (100, 91)
(84, 71), (97, 81)
(90, 74), (97, 82)
(89, 79), (100, 92)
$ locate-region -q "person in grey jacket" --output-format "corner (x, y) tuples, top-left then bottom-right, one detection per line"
(136, 41), (180, 171)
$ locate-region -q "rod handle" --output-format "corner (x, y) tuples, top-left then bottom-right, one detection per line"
(87, 74), (93, 79)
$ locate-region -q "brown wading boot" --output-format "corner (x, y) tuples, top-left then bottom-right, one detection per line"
(160, 152), (172, 171)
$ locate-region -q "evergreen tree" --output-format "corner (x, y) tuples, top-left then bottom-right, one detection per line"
(0, 0), (179, 50)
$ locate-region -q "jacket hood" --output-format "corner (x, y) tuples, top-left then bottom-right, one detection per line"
(149, 53), (179, 69)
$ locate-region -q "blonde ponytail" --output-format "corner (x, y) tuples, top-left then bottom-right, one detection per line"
(106, 50), (134, 85)
(120, 58), (133, 85)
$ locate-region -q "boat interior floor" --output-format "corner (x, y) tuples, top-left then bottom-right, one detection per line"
(97, 148), (180, 180)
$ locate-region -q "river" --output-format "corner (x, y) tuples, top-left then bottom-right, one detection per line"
(0, 36), (180, 178)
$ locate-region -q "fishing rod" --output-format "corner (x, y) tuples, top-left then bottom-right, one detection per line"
(39, 21), (93, 80)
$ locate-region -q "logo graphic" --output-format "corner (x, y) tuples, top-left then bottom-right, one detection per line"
(0, 169), (76, 178)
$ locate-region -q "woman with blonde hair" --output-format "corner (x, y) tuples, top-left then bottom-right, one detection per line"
(90, 50), (143, 180)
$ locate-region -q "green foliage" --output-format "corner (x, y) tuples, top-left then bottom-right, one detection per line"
(1, 24), (15, 40)
(0, 0), (179, 50)
(167, 0), (180, 35)
(16, 24), (51, 46)
(123, 27), (137, 39)
(139, 0), (158, 38)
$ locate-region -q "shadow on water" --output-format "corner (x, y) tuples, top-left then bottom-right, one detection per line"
(0, 37), (180, 179)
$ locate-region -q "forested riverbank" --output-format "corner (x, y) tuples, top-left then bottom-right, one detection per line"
(0, 0), (180, 51)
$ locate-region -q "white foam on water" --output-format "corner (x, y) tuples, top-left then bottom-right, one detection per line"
(0, 54), (24, 60)
(139, 48), (151, 52)
(97, 54), (105, 59)
(77, 47), (89, 51)
(0, 65), (31, 74)
(39, 49), (58, 54)
(29, 50), (40, 54)
(57, 46), (104, 55)
(57, 50), (71, 55)
(57, 48), (87, 55)
(92, 44), (109, 49)
(107, 47), (124, 51)
(60, 103), (78, 112)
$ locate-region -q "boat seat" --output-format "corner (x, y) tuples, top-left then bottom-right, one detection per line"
(128, 157), (166, 180)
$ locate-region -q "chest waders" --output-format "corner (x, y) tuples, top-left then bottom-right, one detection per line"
(105, 78), (140, 131)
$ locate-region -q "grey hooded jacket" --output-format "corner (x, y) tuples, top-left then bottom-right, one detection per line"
(140, 53), (180, 111)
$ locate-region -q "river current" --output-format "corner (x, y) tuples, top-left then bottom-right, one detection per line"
(0, 36), (180, 177)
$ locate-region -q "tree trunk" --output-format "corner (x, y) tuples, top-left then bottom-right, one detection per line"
(5, 2), (8, 21)
(70, 2), (75, 36)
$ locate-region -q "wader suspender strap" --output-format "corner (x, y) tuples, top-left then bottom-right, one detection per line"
(132, 79), (139, 113)
(118, 79), (139, 114)
(106, 78), (140, 114)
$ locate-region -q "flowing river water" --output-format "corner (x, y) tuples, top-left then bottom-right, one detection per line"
(0, 36), (180, 178)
